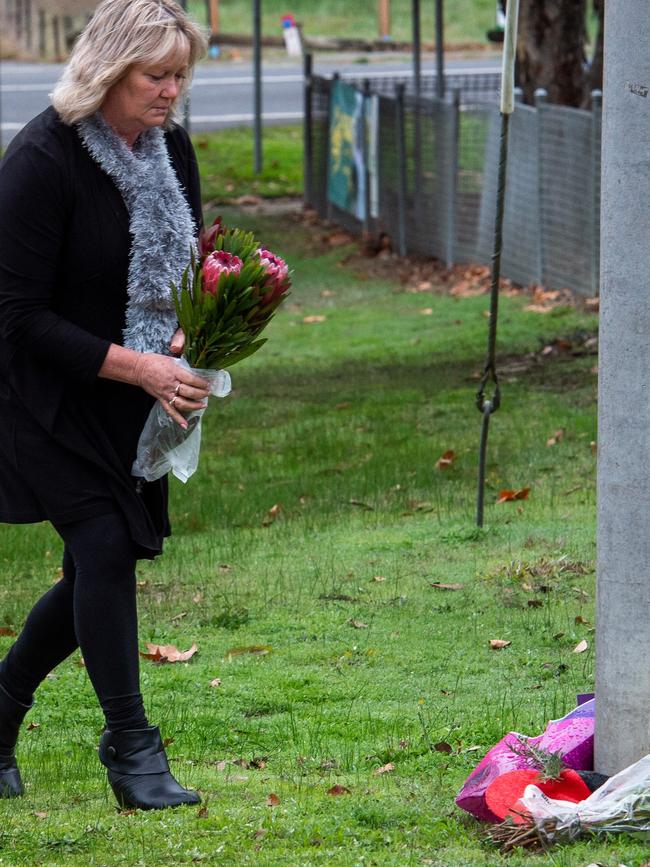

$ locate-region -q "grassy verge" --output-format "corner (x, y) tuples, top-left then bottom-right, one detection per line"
(188, 0), (497, 46)
(0, 200), (643, 862)
(193, 126), (303, 202)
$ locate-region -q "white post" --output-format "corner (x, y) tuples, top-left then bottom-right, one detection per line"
(596, 0), (650, 774)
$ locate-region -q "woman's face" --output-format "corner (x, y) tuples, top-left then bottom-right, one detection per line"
(102, 52), (189, 141)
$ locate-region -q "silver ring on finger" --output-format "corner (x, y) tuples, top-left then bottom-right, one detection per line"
(169, 395), (179, 407)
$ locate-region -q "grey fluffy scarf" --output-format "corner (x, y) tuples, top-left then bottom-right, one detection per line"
(77, 113), (196, 354)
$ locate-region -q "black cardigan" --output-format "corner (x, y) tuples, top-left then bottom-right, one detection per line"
(0, 107), (203, 558)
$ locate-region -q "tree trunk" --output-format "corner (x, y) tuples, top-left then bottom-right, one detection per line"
(517, 0), (588, 106)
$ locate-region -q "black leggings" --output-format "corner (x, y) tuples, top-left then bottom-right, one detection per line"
(0, 511), (148, 731)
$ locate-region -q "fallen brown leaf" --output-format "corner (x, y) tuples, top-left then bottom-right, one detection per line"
(433, 742), (453, 754)
(34, 811), (48, 819)
(210, 678), (222, 687)
(575, 615), (588, 625)
(546, 428), (565, 446)
(262, 504), (281, 527)
(27, 722), (40, 730)
(429, 582), (464, 591)
(140, 642), (198, 663)
(225, 645), (272, 659)
(325, 231), (353, 247)
(372, 575), (386, 582)
(266, 793), (280, 807)
(302, 315), (326, 324)
(327, 784), (351, 796)
(489, 639), (511, 650)
(435, 450), (456, 470)
(348, 499), (374, 510)
(253, 829), (268, 839)
(373, 762), (395, 775)
(0, 627), (16, 637)
(348, 619), (368, 629)
(573, 639), (588, 654)
(234, 194), (263, 206)
(496, 487), (530, 504)
(420, 307), (433, 316)
(197, 805), (209, 818)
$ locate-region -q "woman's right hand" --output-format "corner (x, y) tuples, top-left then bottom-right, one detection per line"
(134, 353), (210, 429)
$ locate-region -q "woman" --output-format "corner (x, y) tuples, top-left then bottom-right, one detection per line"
(0, 0), (211, 810)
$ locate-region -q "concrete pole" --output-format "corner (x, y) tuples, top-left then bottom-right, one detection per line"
(596, 0), (650, 775)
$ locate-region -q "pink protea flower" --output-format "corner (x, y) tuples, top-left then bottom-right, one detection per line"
(256, 247), (290, 305)
(199, 216), (225, 256)
(202, 250), (243, 296)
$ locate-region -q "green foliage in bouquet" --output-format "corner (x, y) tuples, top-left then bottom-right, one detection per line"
(171, 222), (291, 370)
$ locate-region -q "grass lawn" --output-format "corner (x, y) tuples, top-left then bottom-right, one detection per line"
(188, 0), (497, 46)
(0, 134), (645, 865)
(194, 126), (303, 203)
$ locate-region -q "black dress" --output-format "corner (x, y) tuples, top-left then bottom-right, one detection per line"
(0, 107), (203, 558)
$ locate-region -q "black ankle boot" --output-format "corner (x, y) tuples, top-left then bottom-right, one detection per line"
(98, 726), (201, 810)
(0, 683), (33, 798)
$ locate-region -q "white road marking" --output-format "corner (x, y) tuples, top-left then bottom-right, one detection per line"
(191, 111), (303, 123)
(1, 67), (498, 94)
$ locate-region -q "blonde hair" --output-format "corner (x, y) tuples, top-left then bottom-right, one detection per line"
(52, 0), (207, 125)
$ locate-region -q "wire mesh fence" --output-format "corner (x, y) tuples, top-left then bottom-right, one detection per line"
(306, 71), (602, 297)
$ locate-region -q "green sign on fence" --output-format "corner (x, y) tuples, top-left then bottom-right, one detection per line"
(327, 80), (367, 220)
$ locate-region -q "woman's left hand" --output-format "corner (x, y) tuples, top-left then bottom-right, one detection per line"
(169, 328), (185, 357)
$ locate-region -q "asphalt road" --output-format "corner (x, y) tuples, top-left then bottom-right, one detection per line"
(0, 56), (499, 147)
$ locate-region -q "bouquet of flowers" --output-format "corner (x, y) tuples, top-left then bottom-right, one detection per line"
(488, 754), (650, 854)
(132, 217), (291, 483)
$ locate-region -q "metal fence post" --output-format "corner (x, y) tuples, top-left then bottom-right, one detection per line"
(591, 89), (603, 295)
(303, 53), (314, 208)
(534, 87), (547, 286)
(445, 87), (460, 267)
(362, 79), (372, 235)
(435, 0), (445, 99)
(395, 83), (408, 257)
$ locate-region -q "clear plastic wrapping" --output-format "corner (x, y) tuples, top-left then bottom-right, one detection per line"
(132, 356), (231, 483)
(521, 753), (650, 845)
